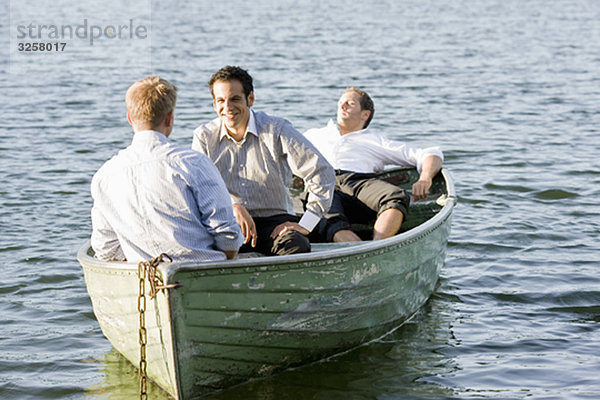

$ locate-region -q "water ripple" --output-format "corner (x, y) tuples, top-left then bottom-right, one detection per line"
(2, 0), (600, 399)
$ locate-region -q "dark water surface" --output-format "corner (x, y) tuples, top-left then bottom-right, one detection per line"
(1, 0), (599, 399)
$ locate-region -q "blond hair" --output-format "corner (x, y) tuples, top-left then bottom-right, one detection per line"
(125, 76), (177, 128)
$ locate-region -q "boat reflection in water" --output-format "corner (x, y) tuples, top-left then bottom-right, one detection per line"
(85, 348), (172, 400)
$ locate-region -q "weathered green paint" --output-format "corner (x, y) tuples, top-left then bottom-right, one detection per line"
(79, 261), (178, 394)
(78, 168), (455, 399)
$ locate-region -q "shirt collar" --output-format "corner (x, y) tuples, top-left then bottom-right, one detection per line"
(219, 110), (258, 143)
(331, 119), (369, 137)
(132, 130), (169, 144)
(327, 119), (338, 132)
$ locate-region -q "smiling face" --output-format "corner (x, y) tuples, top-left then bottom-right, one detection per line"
(336, 90), (371, 135)
(212, 79), (254, 138)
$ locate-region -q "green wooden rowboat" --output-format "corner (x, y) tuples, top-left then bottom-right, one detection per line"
(78, 167), (455, 399)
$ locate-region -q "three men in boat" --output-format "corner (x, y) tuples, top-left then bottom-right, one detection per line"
(91, 72), (444, 262)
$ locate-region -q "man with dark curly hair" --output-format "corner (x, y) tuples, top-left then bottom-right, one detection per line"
(193, 66), (335, 256)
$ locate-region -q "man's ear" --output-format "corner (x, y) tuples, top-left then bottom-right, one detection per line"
(127, 112), (133, 126)
(164, 110), (174, 127)
(361, 110), (371, 123)
(247, 91), (255, 108)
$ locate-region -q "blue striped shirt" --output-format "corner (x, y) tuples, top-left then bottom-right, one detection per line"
(91, 130), (243, 263)
(192, 111), (335, 232)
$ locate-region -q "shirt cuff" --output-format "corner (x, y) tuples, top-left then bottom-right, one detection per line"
(214, 231), (245, 252)
(298, 210), (321, 232)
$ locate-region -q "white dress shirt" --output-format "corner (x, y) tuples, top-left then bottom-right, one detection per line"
(91, 130), (243, 263)
(304, 120), (444, 174)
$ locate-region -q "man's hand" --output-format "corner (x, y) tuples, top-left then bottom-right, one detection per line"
(412, 178), (433, 201)
(232, 204), (257, 247)
(412, 155), (442, 201)
(270, 221), (309, 239)
(222, 250), (238, 260)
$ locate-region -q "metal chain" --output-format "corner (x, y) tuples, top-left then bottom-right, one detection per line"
(138, 260), (148, 400)
(137, 253), (173, 400)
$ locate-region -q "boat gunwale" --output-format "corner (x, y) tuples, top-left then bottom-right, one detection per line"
(77, 169), (455, 280)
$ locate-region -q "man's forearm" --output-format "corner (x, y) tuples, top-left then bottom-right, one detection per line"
(412, 155), (443, 201)
(420, 155), (443, 180)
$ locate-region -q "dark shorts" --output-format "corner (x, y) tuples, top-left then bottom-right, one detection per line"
(240, 214), (311, 256)
(316, 171), (409, 242)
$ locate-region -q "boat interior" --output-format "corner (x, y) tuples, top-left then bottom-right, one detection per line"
(85, 168), (449, 259)
(292, 167), (448, 242)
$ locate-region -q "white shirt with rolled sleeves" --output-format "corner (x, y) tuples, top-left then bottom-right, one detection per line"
(304, 119), (444, 174)
(91, 130), (244, 263)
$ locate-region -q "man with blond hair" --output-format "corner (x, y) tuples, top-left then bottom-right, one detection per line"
(91, 76), (243, 263)
(304, 87), (444, 242)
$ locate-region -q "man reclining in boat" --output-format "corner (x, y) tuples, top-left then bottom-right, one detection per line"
(192, 66), (335, 256)
(304, 87), (443, 242)
(90, 76), (243, 262)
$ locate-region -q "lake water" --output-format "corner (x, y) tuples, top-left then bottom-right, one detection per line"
(1, 0), (599, 399)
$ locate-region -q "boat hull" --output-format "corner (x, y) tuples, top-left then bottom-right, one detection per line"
(167, 214), (451, 396)
(78, 168), (455, 399)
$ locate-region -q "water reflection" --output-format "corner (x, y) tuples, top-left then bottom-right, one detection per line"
(84, 349), (171, 400)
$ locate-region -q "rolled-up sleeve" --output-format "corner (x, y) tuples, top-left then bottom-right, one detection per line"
(415, 147), (444, 173)
(380, 136), (443, 174)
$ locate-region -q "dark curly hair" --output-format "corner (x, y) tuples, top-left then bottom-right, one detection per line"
(208, 65), (254, 100)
